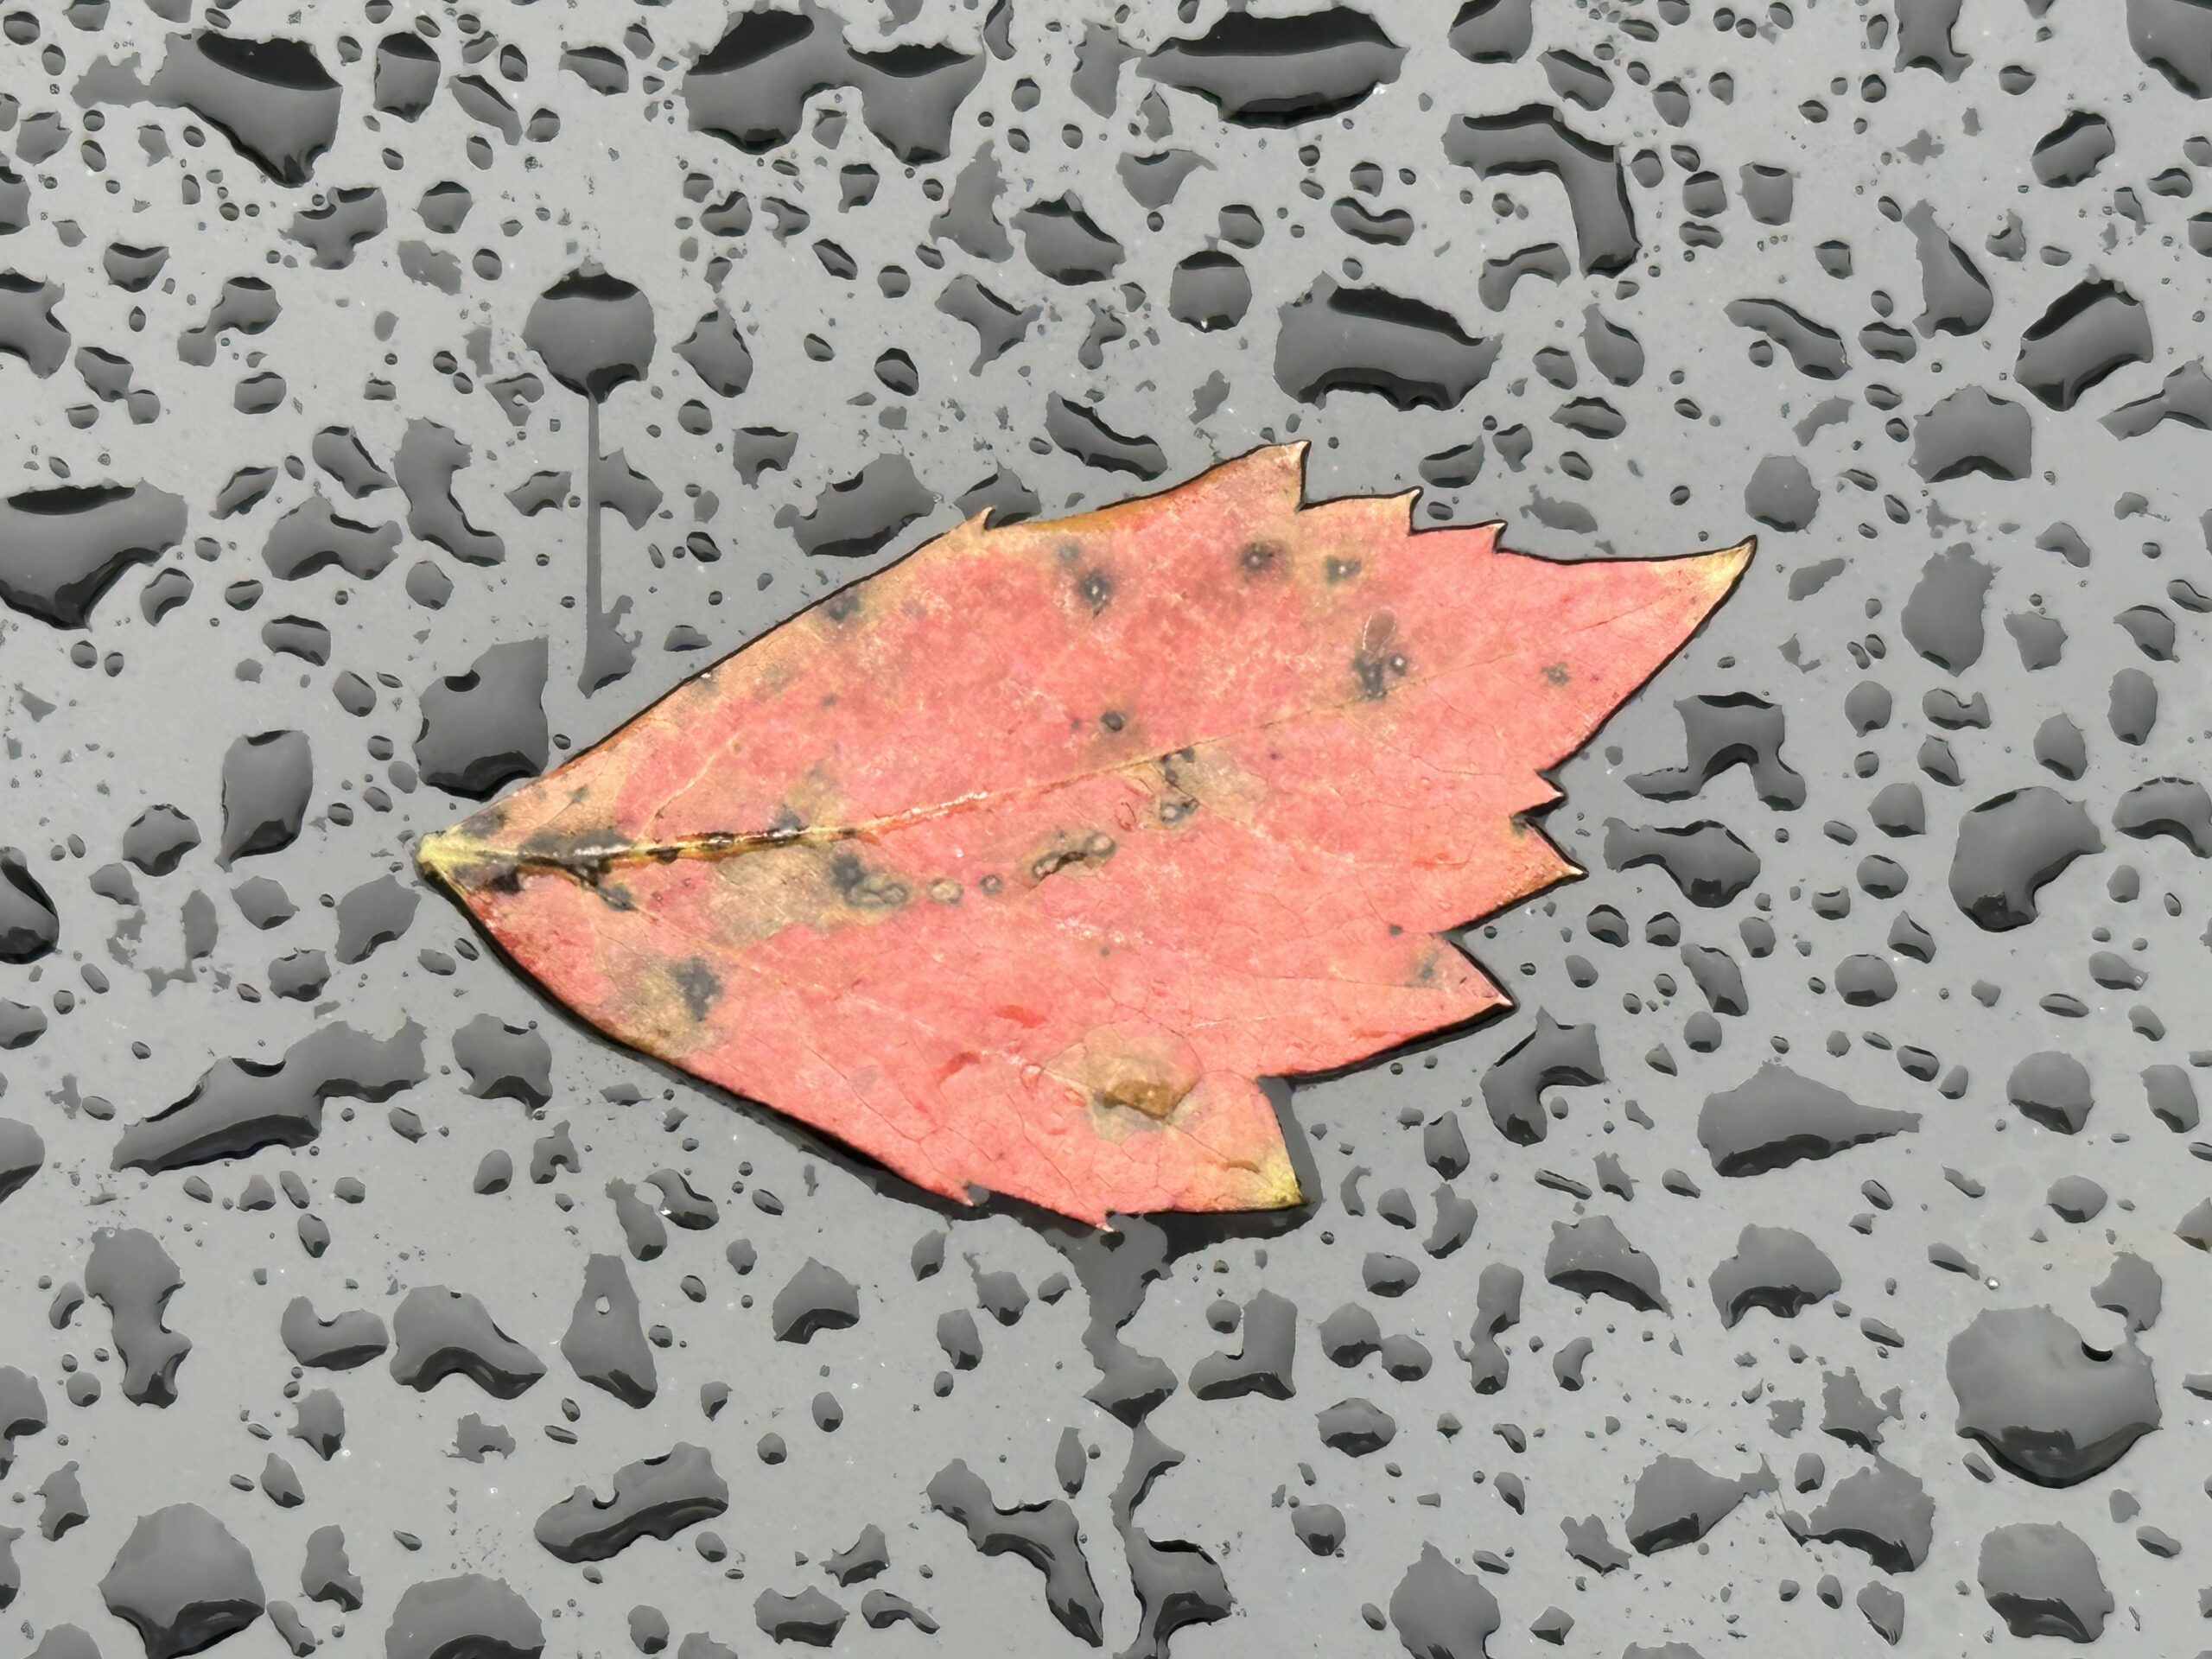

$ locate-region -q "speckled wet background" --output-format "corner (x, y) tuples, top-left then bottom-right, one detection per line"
(2, 1), (2209, 1654)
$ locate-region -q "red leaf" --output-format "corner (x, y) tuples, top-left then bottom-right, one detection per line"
(420, 444), (1750, 1224)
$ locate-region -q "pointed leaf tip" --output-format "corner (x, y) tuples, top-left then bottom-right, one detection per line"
(414, 828), (462, 887)
(1704, 533), (1756, 583)
(1680, 535), (1755, 602)
(421, 451), (1751, 1224)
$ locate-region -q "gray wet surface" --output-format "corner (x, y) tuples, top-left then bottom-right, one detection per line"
(2, 0), (2210, 1654)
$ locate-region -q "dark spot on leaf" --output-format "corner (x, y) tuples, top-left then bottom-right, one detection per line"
(1241, 541), (1284, 575)
(671, 957), (720, 1021)
(823, 588), (861, 624)
(1031, 832), (1116, 882)
(1355, 611), (1408, 698)
(1077, 569), (1114, 614)
(1100, 709), (1126, 732)
(1354, 648), (1409, 699)
(825, 848), (909, 910)
(1543, 661), (1571, 684)
(1325, 556), (1363, 582)
(1155, 751), (1204, 824)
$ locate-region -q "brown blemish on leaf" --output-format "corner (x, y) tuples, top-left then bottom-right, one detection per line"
(618, 954), (736, 1058)
(1543, 661), (1570, 685)
(1147, 743), (1266, 831)
(1098, 1071), (1188, 1121)
(749, 656), (798, 702)
(1053, 1026), (1204, 1139)
(1027, 830), (1116, 884)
